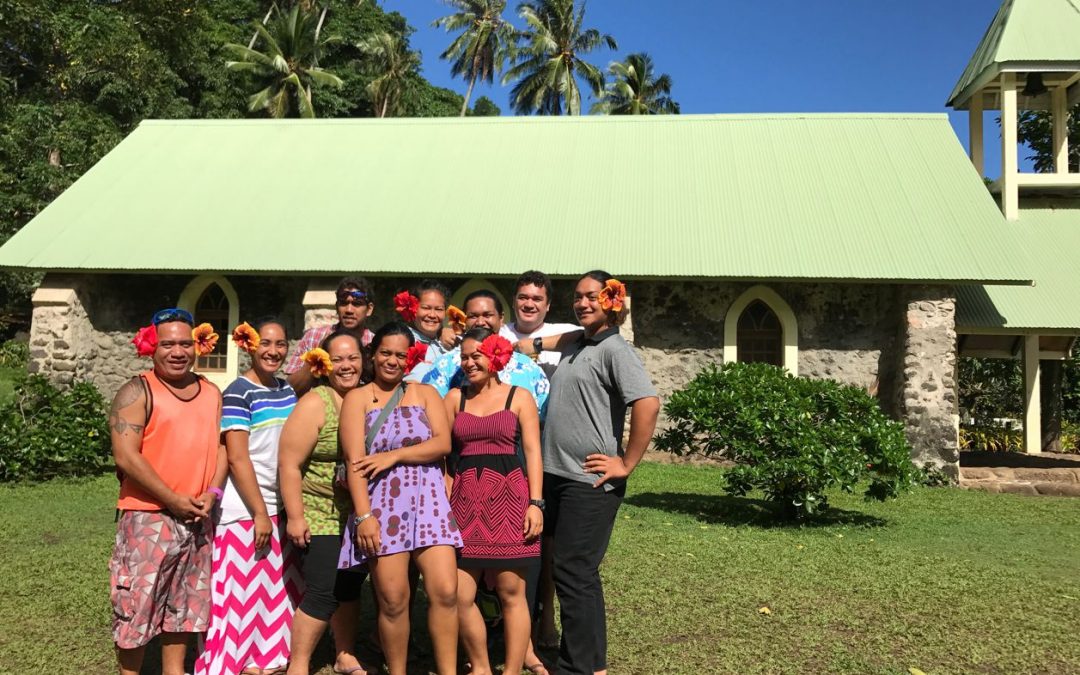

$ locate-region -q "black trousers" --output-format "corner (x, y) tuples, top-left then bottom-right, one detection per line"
(298, 534), (366, 621)
(545, 473), (625, 675)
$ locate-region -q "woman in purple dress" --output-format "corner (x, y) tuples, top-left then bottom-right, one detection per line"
(444, 328), (544, 675)
(339, 321), (461, 675)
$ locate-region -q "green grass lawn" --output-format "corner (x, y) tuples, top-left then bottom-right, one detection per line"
(1, 463), (1078, 674)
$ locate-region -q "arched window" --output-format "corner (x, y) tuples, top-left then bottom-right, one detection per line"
(723, 285), (799, 376)
(194, 284), (229, 372)
(178, 275), (240, 387)
(736, 300), (783, 366)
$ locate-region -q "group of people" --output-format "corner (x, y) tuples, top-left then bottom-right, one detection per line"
(107, 270), (660, 675)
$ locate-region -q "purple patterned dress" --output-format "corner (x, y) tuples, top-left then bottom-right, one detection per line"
(339, 405), (462, 569)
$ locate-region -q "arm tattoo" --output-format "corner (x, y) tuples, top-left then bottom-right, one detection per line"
(110, 378), (146, 436)
(109, 413), (145, 436)
(111, 378), (143, 414)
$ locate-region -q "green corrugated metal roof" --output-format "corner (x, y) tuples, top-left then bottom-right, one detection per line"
(957, 199), (1080, 332)
(0, 114), (1031, 283)
(948, 0), (1080, 108)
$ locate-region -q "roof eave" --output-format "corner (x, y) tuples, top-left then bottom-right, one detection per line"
(0, 265), (1036, 287)
(948, 61), (1080, 109)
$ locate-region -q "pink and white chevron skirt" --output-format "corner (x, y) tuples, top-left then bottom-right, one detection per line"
(194, 515), (304, 675)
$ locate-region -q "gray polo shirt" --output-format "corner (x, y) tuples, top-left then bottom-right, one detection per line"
(542, 327), (657, 490)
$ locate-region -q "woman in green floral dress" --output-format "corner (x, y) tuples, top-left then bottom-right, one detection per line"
(278, 330), (370, 675)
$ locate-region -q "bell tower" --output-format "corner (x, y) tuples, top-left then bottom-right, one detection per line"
(947, 0), (1080, 219)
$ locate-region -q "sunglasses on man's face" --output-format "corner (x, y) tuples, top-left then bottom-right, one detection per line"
(337, 290), (369, 307)
(151, 308), (194, 326)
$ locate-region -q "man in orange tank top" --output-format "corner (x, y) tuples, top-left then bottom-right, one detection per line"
(108, 309), (227, 675)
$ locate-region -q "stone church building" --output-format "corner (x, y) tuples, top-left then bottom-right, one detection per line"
(2, 0), (1078, 478)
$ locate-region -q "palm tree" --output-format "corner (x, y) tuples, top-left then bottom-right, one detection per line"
(503, 0), (616, 115)
(224, 3), (343, 118)
(433, 0), (515, 116)
(591, 52), (679, 115)
(357, 31), (421, 118)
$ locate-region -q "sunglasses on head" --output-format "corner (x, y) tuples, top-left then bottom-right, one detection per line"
(151, 308), (194, 326)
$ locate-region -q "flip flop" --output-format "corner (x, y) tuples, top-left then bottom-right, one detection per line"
(525, 662), (551, 675)
(333, 666), (371, 675)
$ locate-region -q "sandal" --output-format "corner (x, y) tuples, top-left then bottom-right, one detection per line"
(525, 662), (551, 675)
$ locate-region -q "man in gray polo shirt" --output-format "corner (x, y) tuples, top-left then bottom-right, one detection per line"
(542, 271), (659, 675)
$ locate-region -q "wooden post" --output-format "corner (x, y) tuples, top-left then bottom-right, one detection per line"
(1000, 73), (1019, 220)
(1041, 360), (1063, 453)
(1023, 334), (1041, 454)
(1052, 85), (1069, 174)
(969, 89), (984, 176)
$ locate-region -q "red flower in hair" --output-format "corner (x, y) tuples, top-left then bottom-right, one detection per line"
(404, 342), (428, 375)
(597, 279), (627, 313)
(478, 334), (513, 373)
(132, 325), (158, 357)
(394, 291), (420, 323)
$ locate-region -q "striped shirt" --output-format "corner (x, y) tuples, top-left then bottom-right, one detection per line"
(218, 376), (297, 525)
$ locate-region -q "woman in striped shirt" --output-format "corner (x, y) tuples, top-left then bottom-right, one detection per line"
(196, 317), (301, 675)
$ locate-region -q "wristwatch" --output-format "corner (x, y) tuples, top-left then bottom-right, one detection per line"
(532, 336), (544, 357)
(529, 499), (546, 512)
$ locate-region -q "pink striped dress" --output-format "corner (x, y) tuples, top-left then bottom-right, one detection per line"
(450, 386), (540, 568)
(194, 377), (303, 675)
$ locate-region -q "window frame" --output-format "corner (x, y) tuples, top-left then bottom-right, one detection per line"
(723, 285), (799, 376)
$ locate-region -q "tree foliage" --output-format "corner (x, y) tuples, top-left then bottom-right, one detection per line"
(1017, 104), (1080, 173)
(503, 0), (616, 115)
(224, 3), (344, 118)
(591, 52), (679, 115)
(469, 95), (502, 116)
(957, 356), (1023, 424)
(433, 0), (515, 116)
(357, 31), (421, 118)
(0, 0), (473, 336)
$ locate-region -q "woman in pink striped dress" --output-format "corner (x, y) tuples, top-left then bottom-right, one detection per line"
(196, 318), (302, 675)
(444, 328), (544, 675)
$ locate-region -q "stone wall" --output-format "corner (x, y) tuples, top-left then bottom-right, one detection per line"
(629, 280), (899, 401)
(29, 273), (312, 397)
(893, 286), (959, 476)
(27, 272), (959, 469)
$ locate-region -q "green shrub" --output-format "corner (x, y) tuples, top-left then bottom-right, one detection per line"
(959, 424), (1022, 452)
(654, 362), (919, 519)
(918, 462), (955, 487)
(0, 339), (29, 368)
(0, 374), (111, 481)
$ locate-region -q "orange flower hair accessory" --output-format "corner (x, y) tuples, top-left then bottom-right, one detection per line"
(132, 325), (158, 357)
(231, 322), (261, 353)
(447, 305), (467, 335)
(478, 334), (513, 373)
(404, 342), (428, 375)
(302, 348), (333, 378)
(394, 291), (420, 323)
(192, 323), (219, 356)
(597, 279), (627, 313)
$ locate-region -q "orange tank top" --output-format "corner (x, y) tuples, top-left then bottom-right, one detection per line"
(117, 370), (221, 511)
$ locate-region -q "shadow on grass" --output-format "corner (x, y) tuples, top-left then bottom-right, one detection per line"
(625, 491), (889, 529)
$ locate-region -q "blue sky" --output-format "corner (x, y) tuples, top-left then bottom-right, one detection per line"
(390, 0), (1022, 177)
